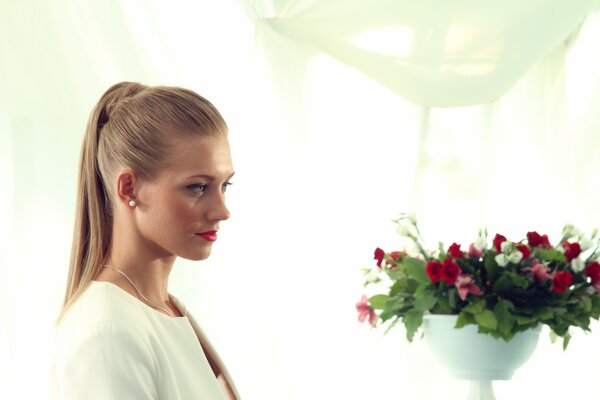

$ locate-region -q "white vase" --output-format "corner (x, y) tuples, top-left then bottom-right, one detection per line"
(422, 314), (542, 400)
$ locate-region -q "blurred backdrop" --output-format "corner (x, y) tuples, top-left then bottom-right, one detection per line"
(2, 1), (600, 398)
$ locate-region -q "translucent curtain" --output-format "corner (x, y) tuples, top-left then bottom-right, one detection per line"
(238, 1), (600, 398)
(240, 0), (599, 107)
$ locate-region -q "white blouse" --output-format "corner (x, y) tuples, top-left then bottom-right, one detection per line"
(51, 281), (238, 400)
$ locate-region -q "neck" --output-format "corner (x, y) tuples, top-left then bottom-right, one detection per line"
(102, 258), (174, 303)
(100, 217), (177, 309)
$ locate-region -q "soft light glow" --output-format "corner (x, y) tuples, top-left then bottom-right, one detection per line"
(348, 25), (416, 58)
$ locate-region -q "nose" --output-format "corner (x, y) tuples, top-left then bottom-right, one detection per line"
(206, 191), (231, 222)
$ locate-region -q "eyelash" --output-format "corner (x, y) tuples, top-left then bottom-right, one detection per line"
(187, 181), (232, 194)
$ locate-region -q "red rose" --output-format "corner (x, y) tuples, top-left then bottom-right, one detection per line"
(527, 231), (542, 247)
(389, 251), (402, 261)
(447, 243), (463, 259)
(374, 247), (385, 268)
(515, 244), (531, 260)
(527, 231), (550, 248)
(441, 258), (461, 285)
(552, 270), (573, 294)
(493, 234), (507, 253)
(585, 261), (600, 281)
(562, 241), (581, 262)
(426, 261), (442, 283)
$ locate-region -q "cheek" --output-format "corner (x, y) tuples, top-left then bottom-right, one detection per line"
(161, 199), (198, 229)
(145, 197), (197, 236)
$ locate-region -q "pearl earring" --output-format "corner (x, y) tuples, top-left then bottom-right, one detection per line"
(129, 200), (137, 207)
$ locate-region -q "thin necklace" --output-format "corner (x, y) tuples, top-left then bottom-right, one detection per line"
(100, 265), (185, 317)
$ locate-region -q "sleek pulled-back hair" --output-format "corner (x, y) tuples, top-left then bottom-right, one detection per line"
(58, 81), (227, 321)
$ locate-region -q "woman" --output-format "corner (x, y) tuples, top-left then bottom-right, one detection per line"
(51, 82), (240, 399)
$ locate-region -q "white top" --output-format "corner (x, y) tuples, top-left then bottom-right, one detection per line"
(51, 281), (231, 400)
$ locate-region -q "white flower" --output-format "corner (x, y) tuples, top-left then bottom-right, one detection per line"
(562, 224), (581, 240)
(579, 238), (593, 251)
(562, 224), (575, 238)
(396, 223), (411, 236)
(508, 251), (523, 264)
(500, 241), (511, 253)
(406, 213), (418, 225)
(571, 258), (585, 273)
(474, 237), (487, 251)
(495, 254), (509, 267)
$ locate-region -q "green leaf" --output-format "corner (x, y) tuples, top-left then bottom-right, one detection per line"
(403, 311), (423, 342)
(463, 299), (486, 315)
(536, 248), (567, 263)
(562, 332), (572, 351)
(475, 310), (498, 330)
(448, 288), (457, 310)
(579, 295), (592, 312)
(368, 294), (389, 310)
(389, 280), (403, 297)
(414, 290), (437, 312)
(515, 314), (537, 326)
(484, 252), (499, 282)
(455, 311), (475, 328)
(414, 283), (433, 297)
(494, 299), (515, 336)
(534, 307), (554, 321)
(592, 295), (600, 317)
(379, 297), (409, 321)
(404, 257), (430, 284)
(431, 297), (452, 314)
(493, 272), (528, 293)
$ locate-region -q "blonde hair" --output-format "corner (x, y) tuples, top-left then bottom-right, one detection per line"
(58, 81), (227, 322)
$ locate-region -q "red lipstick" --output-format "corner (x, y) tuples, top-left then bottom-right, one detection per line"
(197, 230), (217, 241)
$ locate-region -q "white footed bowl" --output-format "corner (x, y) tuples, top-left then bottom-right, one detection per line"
(422, 314), (542, 381)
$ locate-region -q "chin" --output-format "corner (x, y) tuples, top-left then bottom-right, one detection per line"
(181, 249), (212, 261)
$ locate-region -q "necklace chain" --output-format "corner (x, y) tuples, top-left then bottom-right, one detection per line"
(100, 265), (185, 318)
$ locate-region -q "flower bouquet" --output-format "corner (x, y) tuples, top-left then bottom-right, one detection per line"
(357, 214), (600, 349)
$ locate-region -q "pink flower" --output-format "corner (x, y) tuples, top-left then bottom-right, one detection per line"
(531, 259), (553, 281)
(455, 274), (483, 301)
(356, 295), (377, 326)
(468, 243), (483, 258)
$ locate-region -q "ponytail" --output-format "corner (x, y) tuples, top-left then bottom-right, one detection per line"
(57, 82), (146, 322)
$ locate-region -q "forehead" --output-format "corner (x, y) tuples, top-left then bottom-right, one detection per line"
(161, 135), (233, 178)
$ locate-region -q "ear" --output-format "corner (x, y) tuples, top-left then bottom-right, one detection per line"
(115, 170), (138, 207)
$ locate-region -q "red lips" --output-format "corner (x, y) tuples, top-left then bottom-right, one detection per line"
(197, 230), (217, 241)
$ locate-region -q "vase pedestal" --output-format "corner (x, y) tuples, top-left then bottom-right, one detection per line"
(466, 381), (495, 400)
(422, 315), (542, 400)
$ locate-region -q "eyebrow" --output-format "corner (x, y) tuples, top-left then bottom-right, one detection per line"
(187, 172), (236, 181)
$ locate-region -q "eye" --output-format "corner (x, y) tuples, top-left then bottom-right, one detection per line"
(187, 183), (207, 194)
(222, 181), (233, 193)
